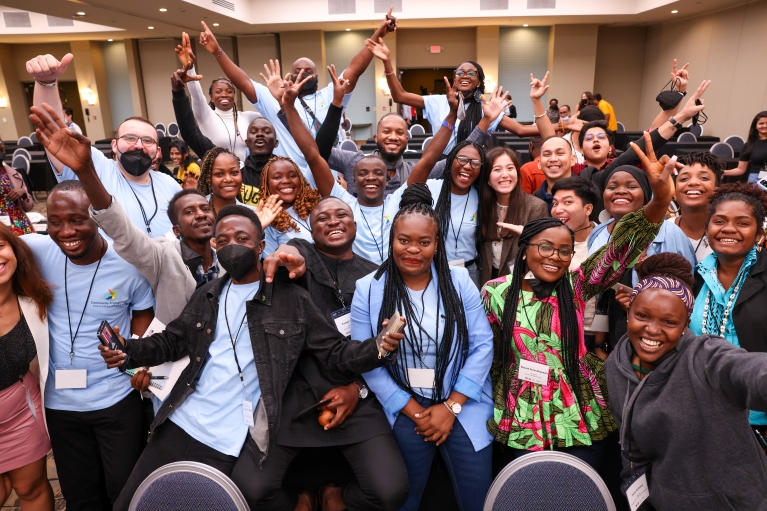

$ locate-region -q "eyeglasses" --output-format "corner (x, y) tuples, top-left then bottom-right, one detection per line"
(528, 243), (574, 261)
(454, 70), (477, 78)
(455, 155), (482, 170)
(583, 133), (608, 142)
(118, 134), (157, 148)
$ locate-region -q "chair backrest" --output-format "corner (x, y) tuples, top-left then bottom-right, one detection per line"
(155, 123), (166, 133)
(340, 139), (358, 152)
(13, 148), (31, 162)
(29, 132), (39, 144)
(485, 451), (616, 511)
(677, 132), (697, 142)
(129, 461), (250, 511)
(724, 135), (745, 152)
(616, 122), (625, 132)
(17, 136), (33, 147)
(421, 136), (433, 151)
(409, 124), (425, 136)
(12, 155), (30, 175)
(689, 124), (703, 137)
(157, 129), (166, 141)
(709, 142), (734, 159)
(167, 122), (180, 138)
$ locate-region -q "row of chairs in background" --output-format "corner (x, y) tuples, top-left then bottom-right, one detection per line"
(15, 132), (40, 148)
(128, 451), (616, 511)
(155, 122), (180, 140)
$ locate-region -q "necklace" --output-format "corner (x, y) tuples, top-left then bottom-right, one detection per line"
(701, 269), (747, 337)
(676, 216), (707, 254)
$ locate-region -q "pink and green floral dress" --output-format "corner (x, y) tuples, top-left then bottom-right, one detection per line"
(481, 209), (661, 451)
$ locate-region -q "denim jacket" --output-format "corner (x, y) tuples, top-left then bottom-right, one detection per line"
(123, 273), (389, 464)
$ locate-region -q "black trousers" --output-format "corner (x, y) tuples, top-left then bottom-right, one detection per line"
(113, 419), (238, 511)
(231, 433), (409, 511)
(45, 391), (144, 511)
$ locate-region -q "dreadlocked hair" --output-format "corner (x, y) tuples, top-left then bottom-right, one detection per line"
(436, 140), (486, 253)
(196, 147), (242, 217)
(209, 78), (241, 140)
(456, 61), (485, 145)
(498, 217), (585, 407)
(374, 183), (470, 402)
(259, 156), (321, 233)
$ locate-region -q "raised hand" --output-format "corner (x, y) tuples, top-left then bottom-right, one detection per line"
(26, 53), (73, 83)
(262, 246), (306, 283)
(281, 72), (311, 107)
(29, 103), (93, 172)
(255, 194), (283, 229)
(530, 71), (550, 100)
(445, 76), (459, 113)
(671, 59), (690, 93)
(175, 32), (196, 69)
(378, 5), (398, 35)
(327, 64), (350, 106)
(563, 117), (585, 133)
(259, 59), (285, 102)
(631, 132), (680, 202)
(199, 21), (222, 56)
(482, 86), (511, 122)
(364, 37), (390, 62)
(677, 79), (711, 121)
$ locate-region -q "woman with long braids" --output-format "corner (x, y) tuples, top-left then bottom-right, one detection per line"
(175, 32), (261, 163)
(481, 134), (678, 470)
(351, 184), (494, 511)
(196, 147), (246, 217)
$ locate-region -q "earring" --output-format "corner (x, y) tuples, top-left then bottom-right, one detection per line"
(474, 89), (482, 102)
(522, 255), (526, 260)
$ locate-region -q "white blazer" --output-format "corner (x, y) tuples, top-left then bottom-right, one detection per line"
(19, 296), (49, 433)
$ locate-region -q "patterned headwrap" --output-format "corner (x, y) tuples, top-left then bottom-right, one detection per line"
(629, 276), (694, 316)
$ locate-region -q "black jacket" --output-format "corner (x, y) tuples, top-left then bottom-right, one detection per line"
(123, 272), (389, 462)
(694, 249), (767, 354)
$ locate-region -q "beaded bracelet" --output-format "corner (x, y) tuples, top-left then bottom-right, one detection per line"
(215, 49), (224, 60)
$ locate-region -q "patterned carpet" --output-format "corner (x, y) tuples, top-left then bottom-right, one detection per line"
(2, 451), (66, 510)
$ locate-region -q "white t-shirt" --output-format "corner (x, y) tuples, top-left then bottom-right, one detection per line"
(562, 132), (586, 165)
(58, 147), (182, 238)
(263, 205), (315, 256)
(665, 217), (713, 264)
(22, 234), (155, 412)
(422, 95), (502, 154)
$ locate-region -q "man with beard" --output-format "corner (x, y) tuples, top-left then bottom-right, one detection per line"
(28, 53), (181, 238)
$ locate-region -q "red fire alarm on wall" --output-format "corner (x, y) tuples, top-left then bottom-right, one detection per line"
(430, 46), (442, 54)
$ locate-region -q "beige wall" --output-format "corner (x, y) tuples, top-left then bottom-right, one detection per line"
(638, 1), (767, 138)
(476, 26), (499, 92)
(12, 43), (77, 82)
(396, 28), (476, 69)
(70, 40), (113, 140)
(594, 26), (648, 130)
(0, 44), (24, 140)
(124, 39), (148, 118)
(236, 34), (280, 113)
(137, 38), (182, 127)
(278, 31), (326, 88)
(547, 24), (600, 112)
(375, 31), (397, 123)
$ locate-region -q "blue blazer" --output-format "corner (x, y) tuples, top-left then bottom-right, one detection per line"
(351, 264), (494, 451)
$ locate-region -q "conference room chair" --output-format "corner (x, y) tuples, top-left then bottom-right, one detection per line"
(157, 129), (166, 142)
(12, 155), (30, 175)
(409, 124), (426, 137)
(29, 132), (39, 144)
(484, 451), (616, 511)
(616, 122), (625, 132)
(710, 142), (734, 159)
(724, 135), (745, 153)
(17, 136), (33, 147)
(421, 136), (433, 151)
(340, 139), (358, 152)
(155, 123), (166, 136)
(677, 132), (697, 142)
(13, 148), (31, 162)
(167, 122), (180, 138)
(688, 124), (703, 137)
(128, 461), (250, 511)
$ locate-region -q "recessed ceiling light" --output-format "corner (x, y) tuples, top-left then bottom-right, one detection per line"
(213, 23), (220, 26)
(148, 26), (154, 29)
(108, 39), (113, 41)
(523, 23), (529, 27)
(76, 11), (86, 16)
(159, 8), (167, 12)
(345, 28), (351, 31)
(671, 9), (678, 13)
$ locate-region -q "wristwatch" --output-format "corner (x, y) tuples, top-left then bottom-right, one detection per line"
(353, 381), (369, 400)
(668, 116), (683, 130)
(444, 399), (462, 415)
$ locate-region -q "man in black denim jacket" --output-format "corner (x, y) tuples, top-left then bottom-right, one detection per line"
(101, 205), (402, 511)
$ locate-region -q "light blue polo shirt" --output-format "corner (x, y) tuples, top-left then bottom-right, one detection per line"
(22, 234), (155, 412)
(423, 94), (502, 154)
(170, 279), (262, 456)
(424, 179), (479, 264)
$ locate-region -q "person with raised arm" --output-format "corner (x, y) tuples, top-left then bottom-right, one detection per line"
(26, 54), (181, 238)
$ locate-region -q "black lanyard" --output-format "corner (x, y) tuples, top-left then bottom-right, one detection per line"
(406, 277), (440, 367)
(64, 244), (103, 365)
(293, 213), (312, 233)
(317, 253), (348, 308)
(449, 192), (471, 255)
(224, 281), (255, 394)
(359, 205), (385, 262)
(122, 173), (159, 236)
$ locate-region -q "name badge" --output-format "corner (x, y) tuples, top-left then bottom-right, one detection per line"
(626, 473), (649, 511)
(407, 368), (435, 388)
(448, 259), (465, 267)
(55, 368), (88, 389)
(518, 359), (549, 385)
(331, 306), (352, 338)
(242, 400), (255, 427)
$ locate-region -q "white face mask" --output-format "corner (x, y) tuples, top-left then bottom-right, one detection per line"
(561, 116), (569, 122)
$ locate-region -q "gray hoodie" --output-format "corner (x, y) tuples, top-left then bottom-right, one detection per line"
(606, 330), (767, 511)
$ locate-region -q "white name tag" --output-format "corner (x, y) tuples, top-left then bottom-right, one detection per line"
(242, 400), (255, 427)
(448, 259), (465, 267)
(518, 359), (549, 385)
(626, 473), (649, 511)
(331, 307), (352, 338)
(408, 368), (435, 388)
(55, 369), (88, 389)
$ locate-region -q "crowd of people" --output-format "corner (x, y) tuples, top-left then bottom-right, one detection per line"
(2, 9), (767, 511)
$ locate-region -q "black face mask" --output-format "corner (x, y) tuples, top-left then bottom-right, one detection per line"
(291, 75), (318, 95)
(656, 79), (685, 111)
(119, 149), (153, 177)
(218, 244), (258, 281)
(524, 271), (560, 300)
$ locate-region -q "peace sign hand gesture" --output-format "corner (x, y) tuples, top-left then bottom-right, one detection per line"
(631, 132), (681, 205)
(445, 77), (459, 114)
(670, 59), (690, 93)
(327, 64), (350, 107)
(364, 37), (391, 63)
(281, 71), (311, 108)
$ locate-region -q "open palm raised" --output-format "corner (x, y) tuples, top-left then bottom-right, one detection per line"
(29, 103), (93, 173)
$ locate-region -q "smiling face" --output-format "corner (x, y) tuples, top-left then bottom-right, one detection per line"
(707, 200), (761, 259)
(267, 160), (301, 205)
(374, 115), (409, 160)
(451, 145), (482, 194)
(488, 153), (518, 199)
(173, 194), (215, 243)
(211, 153), (242, 200)
(210, 80), (235, 111)
(524, 225), (573, 283)
(392, 213), (438, 278)
(675, 163), (717, 211)
(454, 62), (480, 92)
(604, 171), (644, 218)
(538, 138), (574, 182)
(310, 198), (357, 252)
(47, 189), (100, 261)
(756, 116), (767, 139)
(0, 235), (18, 287)
(246, 118), (278, 156)
(551, 190), (592, 230)
(581, 127), (609, 165)
(169, 146), (183, 165)
(354, 156), (386, 207)
(628, 288), (688, 366)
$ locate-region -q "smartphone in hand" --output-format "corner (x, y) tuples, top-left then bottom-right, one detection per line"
(97, 320), (130, 372)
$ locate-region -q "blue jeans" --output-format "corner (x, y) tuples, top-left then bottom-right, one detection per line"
(392, 400), (492, 511)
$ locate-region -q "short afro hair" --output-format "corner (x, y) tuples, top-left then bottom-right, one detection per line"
(167, 189), (206, 225)
(636, 252), (694, 289)
(707, 182), (767, 229)
(215, 204), (263, 240)
(678, 151), (724, 185)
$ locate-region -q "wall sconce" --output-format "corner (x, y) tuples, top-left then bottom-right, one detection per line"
(81, 87), (97, 105)
(377, 76), (391, 96)
(0, 95), (7, 108)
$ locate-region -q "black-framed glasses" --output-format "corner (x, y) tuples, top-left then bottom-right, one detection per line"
(528, 243), (574, 261)
(454, 70), (477, 78)
(118, 134), (158, 147)
(583, 133), (608, 142)
(455, 155), (482, 170)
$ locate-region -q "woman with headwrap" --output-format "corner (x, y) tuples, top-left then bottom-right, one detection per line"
(481, 141), (677, 471)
